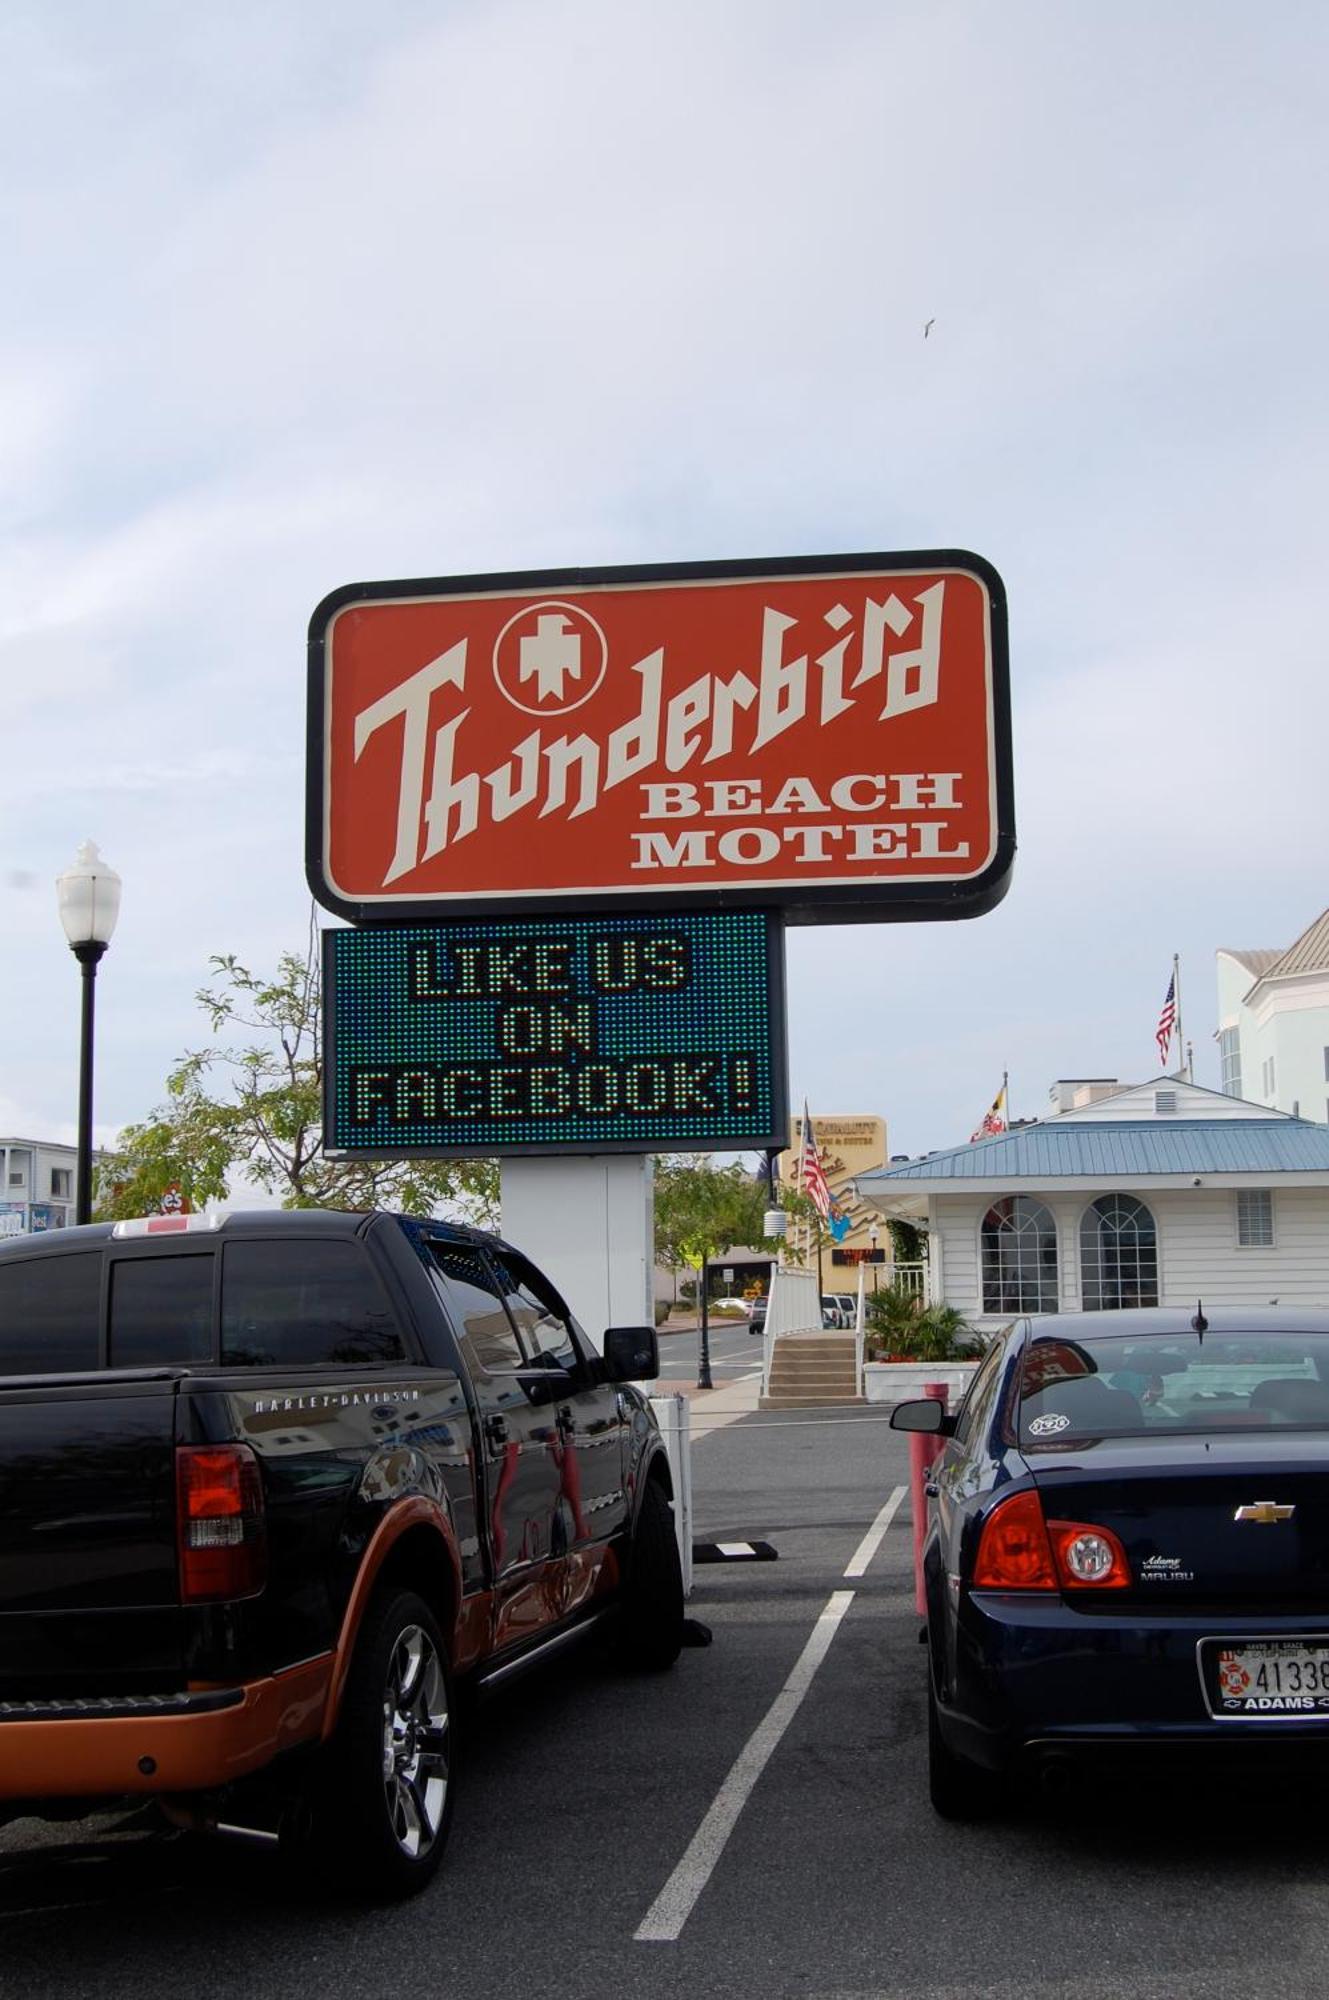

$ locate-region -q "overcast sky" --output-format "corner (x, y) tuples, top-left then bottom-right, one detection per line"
(3, 0), (1326, 1167)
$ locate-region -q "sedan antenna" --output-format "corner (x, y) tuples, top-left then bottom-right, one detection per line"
(1192, 1299), (1208, 1342)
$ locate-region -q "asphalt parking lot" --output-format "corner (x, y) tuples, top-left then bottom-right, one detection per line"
(6, 1364), (1329, 2000)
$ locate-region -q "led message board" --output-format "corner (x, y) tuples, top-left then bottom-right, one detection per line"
(307, 550), (1013, 928)
(323, 910), (787, 1158)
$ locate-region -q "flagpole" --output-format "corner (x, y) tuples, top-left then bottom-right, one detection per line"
(1003, 1066), (1009, 1125)
(797, 1102), (809, 1274)
(1172, 953), (1186, 1078)
(809, 1104), (824, 1300)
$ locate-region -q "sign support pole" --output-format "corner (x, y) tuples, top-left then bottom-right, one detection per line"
(500, 1154), (654, 1365)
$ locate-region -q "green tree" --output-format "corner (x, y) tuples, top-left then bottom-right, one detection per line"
(96, 924), (498, 1222)
(887, 1216), (928, 1266)
(653, 1155), (775, 1292)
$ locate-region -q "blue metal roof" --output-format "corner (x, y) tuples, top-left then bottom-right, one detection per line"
(857, 1119), (1329, 1185)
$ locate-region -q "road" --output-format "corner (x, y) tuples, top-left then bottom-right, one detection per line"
(4, 1387), (1329, 1998)
(657, 1312), (762, 1386)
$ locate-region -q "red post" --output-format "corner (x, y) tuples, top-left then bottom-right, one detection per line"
(909, 1380), (949, 1617)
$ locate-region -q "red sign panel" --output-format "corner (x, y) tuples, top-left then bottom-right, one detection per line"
(306, 552), (1012, 926)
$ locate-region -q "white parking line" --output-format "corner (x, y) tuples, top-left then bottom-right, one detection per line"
(634, 1589), (856, 1944)
(843, 1484), (908, 1578)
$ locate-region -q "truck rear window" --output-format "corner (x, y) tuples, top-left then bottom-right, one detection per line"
(220, 1240), (406, 1367)
(0, 1253), (100, 1373)
(110, 1254), (214, 1367)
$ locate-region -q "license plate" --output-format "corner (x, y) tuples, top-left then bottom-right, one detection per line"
(1202, 1640), (1329, 1717)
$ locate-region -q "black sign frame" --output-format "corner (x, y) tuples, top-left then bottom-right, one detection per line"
(307, 548), (1014, 929)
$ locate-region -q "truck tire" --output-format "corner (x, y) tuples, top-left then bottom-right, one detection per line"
(299, 1587), (456, 1900)
(615, 1479), (684, 1671)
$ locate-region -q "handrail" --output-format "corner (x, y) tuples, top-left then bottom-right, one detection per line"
(760, 1266), (823, 1396)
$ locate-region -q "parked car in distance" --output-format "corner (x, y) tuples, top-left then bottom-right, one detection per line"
(0, 1209), (683, 1898)
(822, 1295), (850, 1329)
(894, 1307), (1329, 1820)
(749, 1295), (768, 1336)
(834, 1292), (859, 1327)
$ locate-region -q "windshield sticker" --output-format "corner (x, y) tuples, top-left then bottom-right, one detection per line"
(1028, 1412), (1070, 1436)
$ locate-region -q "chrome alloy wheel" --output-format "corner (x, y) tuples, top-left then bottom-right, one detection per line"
(380, 1623), (450, 1858)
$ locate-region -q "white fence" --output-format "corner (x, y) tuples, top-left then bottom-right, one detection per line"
(882, 1261), (927, 1300)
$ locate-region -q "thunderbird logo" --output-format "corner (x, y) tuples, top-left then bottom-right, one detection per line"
(1233, 1501), (1296, 1524)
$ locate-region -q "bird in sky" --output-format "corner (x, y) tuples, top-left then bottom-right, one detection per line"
(923, 318), (935, 338)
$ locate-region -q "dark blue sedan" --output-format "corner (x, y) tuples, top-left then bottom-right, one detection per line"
(892, 1306), (1329, 1817)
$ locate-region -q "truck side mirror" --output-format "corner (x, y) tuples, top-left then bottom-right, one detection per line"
(603, 1325), (658, 1382)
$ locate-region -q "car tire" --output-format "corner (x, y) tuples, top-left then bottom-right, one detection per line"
(927, 1674), (1003, 1822)
(615, 1479), (685, 1672)
(294, 1587), (456, 1900)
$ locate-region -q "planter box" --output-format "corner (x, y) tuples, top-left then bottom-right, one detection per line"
(863, 1360), (981, 1407)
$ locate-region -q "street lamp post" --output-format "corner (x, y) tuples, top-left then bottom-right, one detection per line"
(697, 1255), (714, 1390)
(869, 1222), (880, 1293)
(56, 842), (122, 1226)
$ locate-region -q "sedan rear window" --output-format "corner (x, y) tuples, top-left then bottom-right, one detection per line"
(1019, 1329), (1329, 1441)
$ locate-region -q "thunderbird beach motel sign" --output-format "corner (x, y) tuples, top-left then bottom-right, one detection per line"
(307, 553), (1012, 1157)
(306, 552), (1013, 927)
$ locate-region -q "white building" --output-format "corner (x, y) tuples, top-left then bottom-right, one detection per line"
(0, 1138), (81, 1236)
(1216, 906), (1329, 1122)
(855, 1077), (1329, 1333)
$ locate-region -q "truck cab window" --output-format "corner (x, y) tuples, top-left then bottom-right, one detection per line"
(486, 1250), (579, 1373)
(423, 1241), (525, 1375)
(221, 1240), (406, 1368)
(110, 1254), (214, 1368)
(0, 1253), (100, 1374)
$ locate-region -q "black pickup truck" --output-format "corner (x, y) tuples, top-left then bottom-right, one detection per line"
(0, 1207), (681, 1897)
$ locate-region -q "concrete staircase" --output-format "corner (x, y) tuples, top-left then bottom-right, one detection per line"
(759, 1332), (864, 1410)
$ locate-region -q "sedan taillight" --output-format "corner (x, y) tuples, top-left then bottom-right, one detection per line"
(1046, 1519), (1131, 1589)
(176, 1444), (267, 1603)
(972, 1490), (1058, 1589)
(973, 1490), (1131, 1591)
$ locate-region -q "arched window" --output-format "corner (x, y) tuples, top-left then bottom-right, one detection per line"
(980, 1197), (1059, 1314)
(1080, 1195), (1158, 1309)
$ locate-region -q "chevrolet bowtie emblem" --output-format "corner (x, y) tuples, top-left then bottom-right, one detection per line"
(1234, 1502), (1296, 1524)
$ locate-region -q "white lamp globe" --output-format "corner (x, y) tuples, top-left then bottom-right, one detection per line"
(57, 840), (123, 949)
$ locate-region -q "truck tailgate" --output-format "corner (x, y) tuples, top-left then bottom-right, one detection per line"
(0, 1372), (186, 1697)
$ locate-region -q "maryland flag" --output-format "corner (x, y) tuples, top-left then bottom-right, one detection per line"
(969, 1083), (1008, 1144)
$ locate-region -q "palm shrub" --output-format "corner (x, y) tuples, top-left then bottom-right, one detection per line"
(863, 1285), (982, 1361)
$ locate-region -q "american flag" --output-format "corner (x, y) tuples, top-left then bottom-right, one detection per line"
(1156, 973), (1177, 1067)
(799, 1106), (833, 1225)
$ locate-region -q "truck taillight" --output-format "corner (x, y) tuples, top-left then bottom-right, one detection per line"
(176, 1445), (267, 1603)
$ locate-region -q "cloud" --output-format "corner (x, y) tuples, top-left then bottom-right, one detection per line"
(2, 0), (1327, 1160)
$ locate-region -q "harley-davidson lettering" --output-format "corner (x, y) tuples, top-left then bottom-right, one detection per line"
(250, 1387), (423, 1416)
